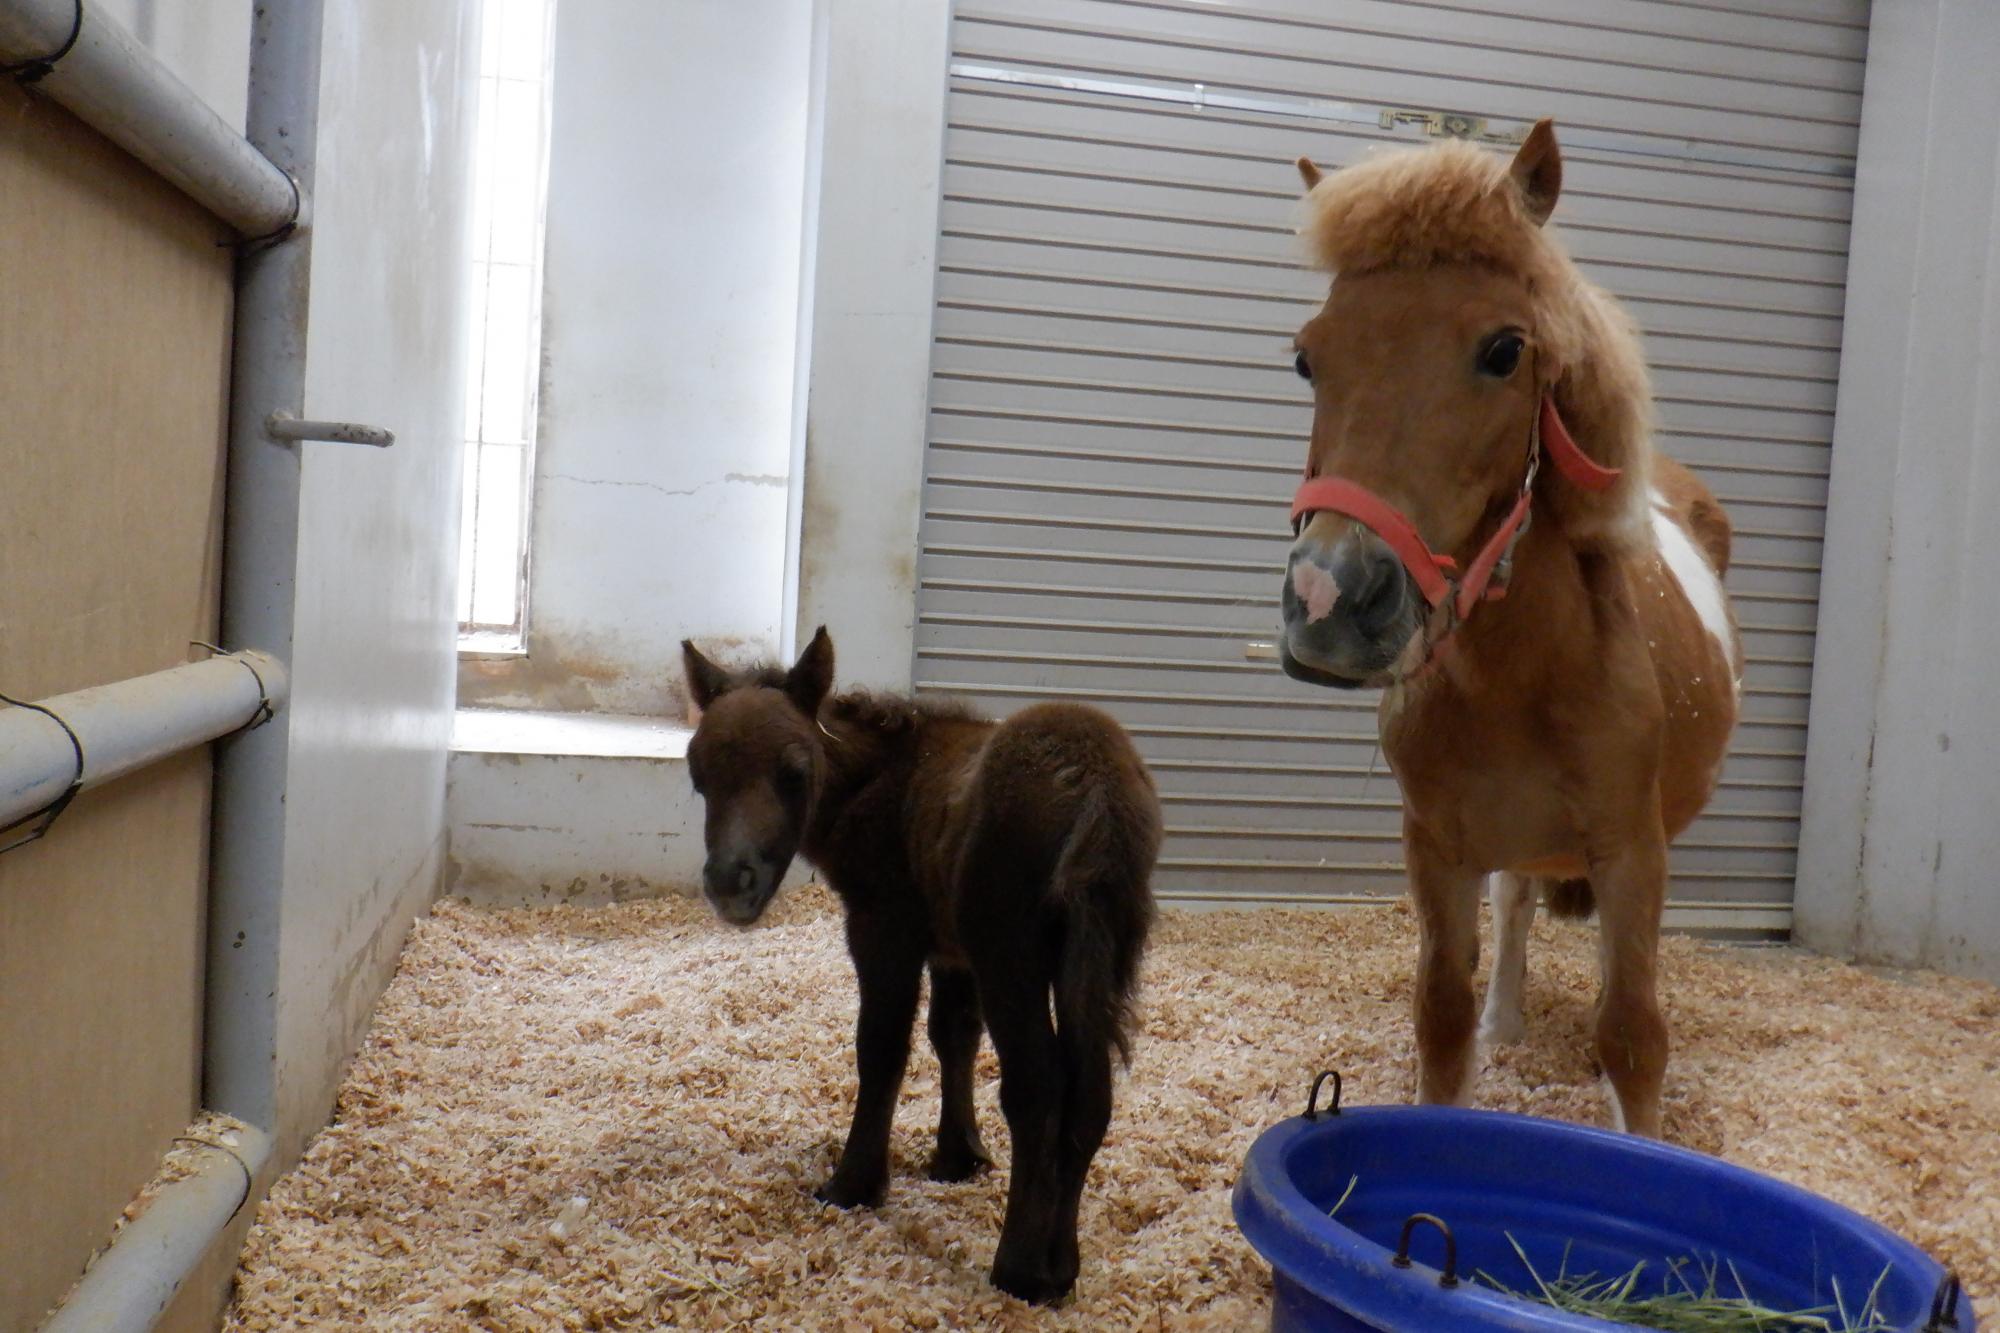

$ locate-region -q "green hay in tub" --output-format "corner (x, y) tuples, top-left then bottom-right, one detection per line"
(1477, 1234), (1896, 1333)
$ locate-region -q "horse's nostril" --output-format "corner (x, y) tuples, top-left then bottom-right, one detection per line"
(1343, 548), (1404, 632)
(736, 865), (756, 894)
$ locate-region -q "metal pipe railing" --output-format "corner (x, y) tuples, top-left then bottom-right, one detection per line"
(0, 653), (287, 844)
(0, 0), (302, 237)
(39, 1126), (272, 1333)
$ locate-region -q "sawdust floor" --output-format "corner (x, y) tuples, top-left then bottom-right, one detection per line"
(226, 887), (1999, 1331)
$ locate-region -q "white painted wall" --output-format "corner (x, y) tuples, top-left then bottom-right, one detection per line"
(95, 0), (250, 132)
(272, 0), (482, 1159)
(790, 0), (952, 690)
(1797, 0), (2000, 984)
(519, 0), (812, 714)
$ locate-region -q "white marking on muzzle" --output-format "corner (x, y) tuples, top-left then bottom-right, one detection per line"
(1292, 559), (1342, 623)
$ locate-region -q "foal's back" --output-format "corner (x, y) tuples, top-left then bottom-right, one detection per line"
(906, 704), (1160, 960)
(970, 703), (1159, 871)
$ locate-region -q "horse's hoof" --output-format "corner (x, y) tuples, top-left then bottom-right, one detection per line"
(926, 1145), (994, 1183)
(813, 1174), (885, 1209)
(991, 1261), (1070, 1306)
(1479, 1010), (1526, 1047)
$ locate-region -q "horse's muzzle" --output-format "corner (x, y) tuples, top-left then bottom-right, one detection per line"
(1279, 527), (1421, 688)
(702, 851), (785, 926)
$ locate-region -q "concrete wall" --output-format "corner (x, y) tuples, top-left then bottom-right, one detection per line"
(1796, 0), (2000, 983)
(270, 0), (483, 1164)
(790, 0), (952, 690)
(462, 0), (814, 716)
(95, 0), (251, 131)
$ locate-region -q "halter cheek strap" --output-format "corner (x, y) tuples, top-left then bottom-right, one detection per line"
(1289, 393), (1620, 627)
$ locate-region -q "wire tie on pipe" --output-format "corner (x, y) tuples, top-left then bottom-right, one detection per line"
(0, 0), (82, 85)
(170, 1136), (257, 1220)
(191, 641), (277, 733)
(0, 687), (86, 855)
(226, 170), (303, 253)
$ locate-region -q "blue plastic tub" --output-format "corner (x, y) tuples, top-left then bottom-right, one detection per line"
(1233, 1079), (1973, 1333)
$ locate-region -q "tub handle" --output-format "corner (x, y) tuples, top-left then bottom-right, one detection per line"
(1304, 1070), (1343, 1120)
(1391, 1212), (1459, 1289)
(1927, 1271), (1962, 1330)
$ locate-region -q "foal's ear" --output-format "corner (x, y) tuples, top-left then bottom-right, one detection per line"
(785, 626), (835, 716)
(681, 639), (731, 711)
(1510, 118), (1561, 227)
(1295, 156), (1323, 191)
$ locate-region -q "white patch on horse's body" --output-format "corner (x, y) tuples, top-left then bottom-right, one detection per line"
(1647, 489), (1738, 691)
(1291, 559), (1341, 623)
(1479, 872), (1533, 1047)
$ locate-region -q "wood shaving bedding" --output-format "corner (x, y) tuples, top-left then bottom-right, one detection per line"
(226, 888), (1999, 1330)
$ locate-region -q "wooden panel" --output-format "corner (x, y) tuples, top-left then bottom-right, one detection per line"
(0, 81), (233, 1330)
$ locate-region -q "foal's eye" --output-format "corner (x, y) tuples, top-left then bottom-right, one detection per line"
(1477, 332), (1525, 378)
(1293, 350), (1312, 381)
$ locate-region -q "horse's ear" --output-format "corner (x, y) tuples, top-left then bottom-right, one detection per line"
(682, 639), (730, 711)
(785, 626), (835, 716)
(1509, 119), (1561, 226)
(1296, 156), (1322, 191)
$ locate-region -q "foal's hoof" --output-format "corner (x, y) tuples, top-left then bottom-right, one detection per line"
(813, 1174), (885, 1210)
(991, 1261), (1072, 1307)
(925, 1143), (994, 1184)
(1479, 1010), (1526, 1047)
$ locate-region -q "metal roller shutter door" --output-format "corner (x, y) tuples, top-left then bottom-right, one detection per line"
(913, 0), (1868, 935)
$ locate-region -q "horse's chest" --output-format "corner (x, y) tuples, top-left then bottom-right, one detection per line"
(1385, 701), (1576, 867)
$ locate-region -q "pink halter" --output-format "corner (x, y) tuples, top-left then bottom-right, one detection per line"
(1290, 396), (1620, 624)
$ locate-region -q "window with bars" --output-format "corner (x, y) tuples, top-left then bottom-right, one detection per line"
(458, 0), (557, 648)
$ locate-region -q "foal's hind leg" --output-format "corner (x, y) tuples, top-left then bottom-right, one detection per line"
(926, 965), (992, 1182)
(960, 912), (1072, 1296)
(1043, 1025), (1113, 1297)
(1478, 872), (1534, 1047)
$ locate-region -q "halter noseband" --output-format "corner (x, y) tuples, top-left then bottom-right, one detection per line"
(1289, 395), (1620, 636)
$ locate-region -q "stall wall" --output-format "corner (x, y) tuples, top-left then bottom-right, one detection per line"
(272, 0), (483, 1165)
(790, 0), (954, 691)
(461, 0), (813, 716)
(95, 0), (251, 131)
(0, 84), (234, 1332)
(1797, 0), (2000, 983)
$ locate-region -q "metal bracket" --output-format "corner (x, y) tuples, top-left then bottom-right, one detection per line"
(1378, 107), (1525, 145)
(264, 411), (394, 448)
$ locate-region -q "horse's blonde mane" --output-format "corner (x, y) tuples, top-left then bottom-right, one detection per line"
(1298, 136), (1655, 553)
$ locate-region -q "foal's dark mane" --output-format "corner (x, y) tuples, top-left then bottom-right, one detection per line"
(719, 666), (978, 738)
(823, 689), (978, 736)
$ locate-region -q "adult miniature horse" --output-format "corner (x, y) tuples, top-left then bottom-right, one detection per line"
(1276, 121), (1741, 1138)
(680, 629), (1159, 1304)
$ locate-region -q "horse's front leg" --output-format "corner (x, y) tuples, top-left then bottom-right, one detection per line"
(816, 916), (924, 1208)
(1588, 831), (1669, 1137)
(1406, 828), (1484, 1107)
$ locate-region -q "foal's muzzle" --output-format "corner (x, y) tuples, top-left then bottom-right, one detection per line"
(702, 850), (785, 926)
(1280, 525), (1422, 688)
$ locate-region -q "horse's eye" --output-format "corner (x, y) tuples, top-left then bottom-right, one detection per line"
(1293, 350), (1312, 381)
(1477, 333), (1525, 378)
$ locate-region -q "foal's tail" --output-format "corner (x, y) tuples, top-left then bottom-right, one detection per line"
(1051, 786), (1160, 1067)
